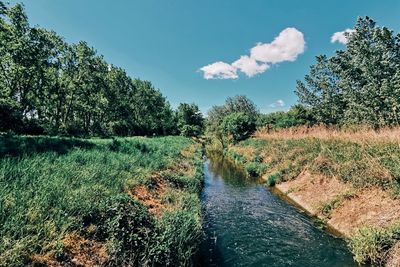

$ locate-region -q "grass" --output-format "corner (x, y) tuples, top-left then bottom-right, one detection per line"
(0, 135), (204, 266)
(318, 190), (356, 218)
(349, 224), (400, 265)
(225, 126), (400, 265)
(232, 136), (400, 194)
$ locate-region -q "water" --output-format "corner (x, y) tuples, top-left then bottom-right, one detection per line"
(199, 153), (357, 267)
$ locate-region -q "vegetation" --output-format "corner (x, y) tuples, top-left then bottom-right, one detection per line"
(223, 127), (400, 265)
(0, 1), (203, 137)
(256, 105), (314, 130)
(231, 136), (400, 193)
(248, 17), (400, 131)
(2, 0), (400, 265)
(176, 103), (204, 137)
(206, 95), (259, 146)
(220, 112), (256, 143)
(296, 16), (400, 128)
(0, 135), (203, 266)
(349, 224), (400, 265)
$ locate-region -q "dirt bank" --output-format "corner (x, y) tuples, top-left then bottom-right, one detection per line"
(273, 171), (400, 237)
(226, 135), (400, 266)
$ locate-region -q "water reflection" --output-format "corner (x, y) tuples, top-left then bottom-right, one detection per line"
(206, 152), (254, 187)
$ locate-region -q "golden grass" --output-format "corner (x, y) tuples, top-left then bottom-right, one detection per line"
(255, 125), (400, 144)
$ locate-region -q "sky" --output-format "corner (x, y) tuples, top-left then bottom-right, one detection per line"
(10, 0), (400, 114)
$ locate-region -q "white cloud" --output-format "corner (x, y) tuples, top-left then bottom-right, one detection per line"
(200, 61), (238, 80)
(270, 99), (285, 108)
(250, 28), (305, 64)
(331, 29), (355, 44)
(232, 55), (269, 77)
(199, 27), (305, 79)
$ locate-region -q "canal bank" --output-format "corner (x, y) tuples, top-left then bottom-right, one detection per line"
(199, 153), (357, 267)
(223, 135), (400, 266)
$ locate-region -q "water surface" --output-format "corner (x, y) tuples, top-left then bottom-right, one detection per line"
(199, 153), (357, 267)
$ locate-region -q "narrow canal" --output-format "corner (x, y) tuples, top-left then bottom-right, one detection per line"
(199, 153), (357, 267)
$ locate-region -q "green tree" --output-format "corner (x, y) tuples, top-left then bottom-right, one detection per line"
(220, 112), (256, 143)
(176, 103), (204, 137)
(0, 1), (178, 137)
(296, 16), (400, 128)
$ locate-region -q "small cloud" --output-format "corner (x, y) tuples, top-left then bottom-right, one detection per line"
(232, 55), (269, 77)
(269, 99), (285, 108)
(331, 29), (355, 44)
(199, 27), (306, 80)
(200, 61), (238, 80)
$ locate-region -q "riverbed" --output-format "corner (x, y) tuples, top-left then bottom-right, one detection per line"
(199, 153), (357, 267)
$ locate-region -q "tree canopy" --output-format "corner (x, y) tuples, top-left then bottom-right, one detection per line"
(0, 2), (183, 136)
(296, 16), (400, 128)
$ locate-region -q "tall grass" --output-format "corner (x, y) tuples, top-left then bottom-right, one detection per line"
(256, 124), (400, 144)
(232, 136), (400, 194)
(0, 135), (203, 266)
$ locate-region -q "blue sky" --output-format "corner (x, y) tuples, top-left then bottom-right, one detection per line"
(11, 0), (400, 114)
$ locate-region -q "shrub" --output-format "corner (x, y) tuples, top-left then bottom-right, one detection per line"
(92, 195), (153, 265)
(349, 225), (400, 265)
(220, 112), (256, 143)
(245, 162), (268, 177)
(267, 172), (282, 186)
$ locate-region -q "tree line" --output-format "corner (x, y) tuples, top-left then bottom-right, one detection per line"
(2, 2), (398, 140)
(0, 2), (203, 137)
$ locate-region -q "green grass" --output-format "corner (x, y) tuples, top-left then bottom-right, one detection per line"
(0, 135), (203, 266)
(349, 224), (400, 265)
(234, 137), (400, 194)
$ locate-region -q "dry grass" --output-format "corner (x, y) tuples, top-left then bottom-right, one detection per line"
(255, 125), (400, 144)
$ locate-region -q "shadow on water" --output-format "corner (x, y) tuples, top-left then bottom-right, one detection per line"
(198, 152), (358, 267)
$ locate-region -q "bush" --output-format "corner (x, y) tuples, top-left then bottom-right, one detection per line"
(93, 195), (153, 265)
(179, 125), (202, 137)
(267, 172), (282, 186)
(220, 112), (256, 143)
(349, 225), (400, 265)
(245, 162), (268, 177)
(257, 105), (314, 130)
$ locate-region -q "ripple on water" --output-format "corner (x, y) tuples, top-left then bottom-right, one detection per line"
(199, 156), (357, 267)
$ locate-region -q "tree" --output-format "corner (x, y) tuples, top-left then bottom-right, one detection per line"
(257, 105), (315, 129)
(0, 1), (178, 137)
(296, 16), (400, 128)
(207, 95), (259, 144)
(220, 112), (256, 143)
(207, 95), (258, 133)
(176, 103), (204, 137)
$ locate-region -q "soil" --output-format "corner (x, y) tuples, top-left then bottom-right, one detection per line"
(275, 172), (400, 237)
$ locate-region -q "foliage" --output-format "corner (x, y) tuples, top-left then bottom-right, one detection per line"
(245, 162), (269, 177)
(207, 95), (259, 145)
(176, 103), (204, 137)
(0, 2), (179, 136)
(349, 224), (400, 265)
(220, 112), (256, 143)
(296, 16), (400, 128)
(257, 105), (315, 129)
(230, 136), (400, 195)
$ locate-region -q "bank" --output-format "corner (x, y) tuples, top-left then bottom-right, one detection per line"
(0, 136), (204, 266)
(223, 130), (400, 266)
